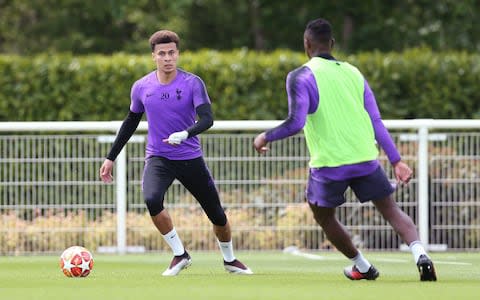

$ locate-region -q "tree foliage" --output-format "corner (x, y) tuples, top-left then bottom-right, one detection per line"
(1, 0), (479, 54)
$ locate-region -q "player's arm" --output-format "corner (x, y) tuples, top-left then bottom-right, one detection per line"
(100, 81), (145, 182)
(99, 110), (143, 183)
(364, 79), (411, 183)
(363, 79), (400, 164)
(187, 103), (213, 136)
(164, 77), (213, 145)
(164, 103), (213, 145)
(254, 67), (313, 153)
(106, 110), (143, 161)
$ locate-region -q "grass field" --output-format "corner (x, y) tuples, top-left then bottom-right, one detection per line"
(0, 251), (479, 300)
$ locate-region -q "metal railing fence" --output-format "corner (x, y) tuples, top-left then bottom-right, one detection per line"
(0, 120), (479, 254)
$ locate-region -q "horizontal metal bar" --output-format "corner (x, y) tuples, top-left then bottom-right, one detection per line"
(1, 119), (480, 132)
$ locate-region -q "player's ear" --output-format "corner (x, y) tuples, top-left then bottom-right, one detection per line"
(330, 38), (335, 50)
(151, 52), (155, 61)
(304, 38), (311, 58)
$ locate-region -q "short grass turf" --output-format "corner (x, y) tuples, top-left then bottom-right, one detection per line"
(0, 251), (478, 300)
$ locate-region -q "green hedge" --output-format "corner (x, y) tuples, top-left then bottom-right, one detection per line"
(1, 48), (479, 121)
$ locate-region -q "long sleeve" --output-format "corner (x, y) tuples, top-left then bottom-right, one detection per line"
(265, 66), (318, 142)
(363, 80), (401, 164)
(106, 111), (143, 161)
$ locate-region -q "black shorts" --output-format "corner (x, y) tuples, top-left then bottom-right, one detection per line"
(142, 156), (226, 225)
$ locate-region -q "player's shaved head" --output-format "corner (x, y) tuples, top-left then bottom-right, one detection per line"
(304, 18), (333, 46)
(303, 18), (335, 58)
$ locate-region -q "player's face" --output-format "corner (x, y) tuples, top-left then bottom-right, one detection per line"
(152, 42), (179, 74)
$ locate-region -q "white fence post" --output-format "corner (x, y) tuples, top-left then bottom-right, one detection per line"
(417, 125), (429, 247)
(116, 148), (127, 254)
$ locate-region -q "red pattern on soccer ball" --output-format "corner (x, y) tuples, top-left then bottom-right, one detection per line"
(59, 246), (94, 278)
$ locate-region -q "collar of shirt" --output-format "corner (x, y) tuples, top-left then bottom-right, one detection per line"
(316, 53), (336, 60)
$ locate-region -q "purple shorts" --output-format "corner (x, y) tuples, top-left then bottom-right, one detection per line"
(306, 166), (395, 208)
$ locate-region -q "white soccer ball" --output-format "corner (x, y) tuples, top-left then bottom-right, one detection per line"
(59, 246), (94, 278)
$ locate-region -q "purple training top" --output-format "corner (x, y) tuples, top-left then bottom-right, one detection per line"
(130, 69), (210, 160)
(265, 64), (401, 180)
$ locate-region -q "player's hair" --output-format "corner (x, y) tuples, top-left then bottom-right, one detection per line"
(149, 30), (180, 51)
(305, 18), (333, 45)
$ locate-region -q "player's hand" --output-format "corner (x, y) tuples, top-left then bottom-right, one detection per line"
(253, 132), (269, 154)
(163, 130), (188, 145)
(99, 159), (114, 183)
(393, 160), (412, 185)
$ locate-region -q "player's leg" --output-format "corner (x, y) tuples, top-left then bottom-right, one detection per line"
(177, 156), (252, 274)
(353, 166), (437, 281)
(212, 220), (252, 274)
(372, 195), (437, 281)
(307, 170), (379, 280)
(372, 195), (419, 245)
(143, 156), (191, 276)
(308, 203), (379, 280)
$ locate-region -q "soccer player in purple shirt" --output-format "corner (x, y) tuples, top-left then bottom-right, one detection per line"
(254, 18), (436, 281)
(99, 30), (252, 276)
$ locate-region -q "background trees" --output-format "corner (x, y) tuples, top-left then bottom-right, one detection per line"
(1, 0), (479, 121)
(1, 0), (479, 54)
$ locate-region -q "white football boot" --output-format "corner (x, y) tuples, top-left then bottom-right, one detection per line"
(162, 251), (192, 276)
(223, 259), (253, 275)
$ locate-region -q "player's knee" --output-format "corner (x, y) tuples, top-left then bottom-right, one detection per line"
(144, 192), (165, 216)
(309, 205), (335, 227)
(209, 209), (227, 226)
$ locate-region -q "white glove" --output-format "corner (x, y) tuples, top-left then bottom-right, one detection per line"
(165, 130), (188, 145)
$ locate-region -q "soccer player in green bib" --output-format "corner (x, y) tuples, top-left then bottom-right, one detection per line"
(253, 18), (437, 281)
